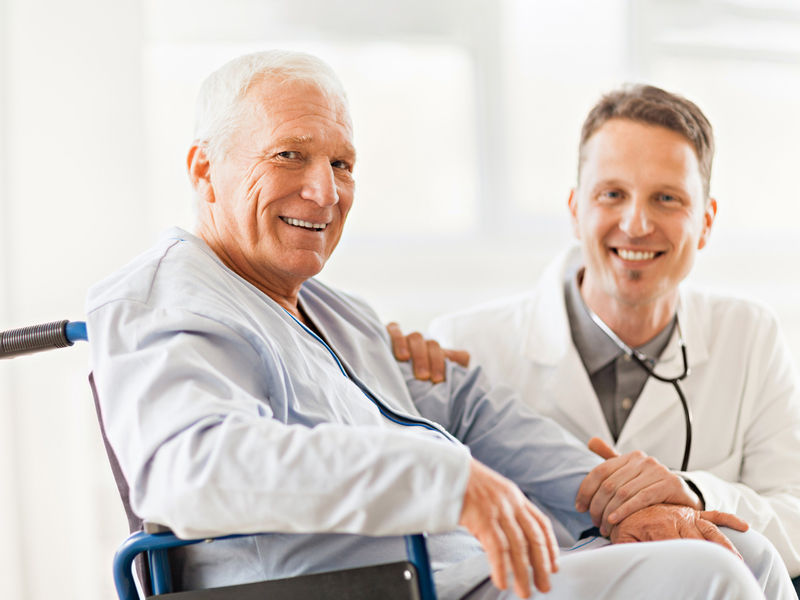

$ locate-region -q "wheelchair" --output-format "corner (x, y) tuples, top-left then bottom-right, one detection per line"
(1, 319), (438, 600)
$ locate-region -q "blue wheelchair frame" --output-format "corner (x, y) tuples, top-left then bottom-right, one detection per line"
(114, 527), (436, 600)
(1, 319), (438, 600)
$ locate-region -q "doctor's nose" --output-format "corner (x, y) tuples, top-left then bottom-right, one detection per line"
(300, 160), (339, 207)
(618, 197), (654, 238)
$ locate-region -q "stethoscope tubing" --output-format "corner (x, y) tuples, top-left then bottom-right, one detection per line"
(588, 310), (693, 471)
(629, 349), (693, 471)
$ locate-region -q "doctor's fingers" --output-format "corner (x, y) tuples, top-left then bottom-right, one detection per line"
(596, 467), (698, 534)
(576, 451), (649, 515)
(587, 436), (619, 460)
(443, 348), (471, 368)
(605, 477), (708, 534)
(594, 472), (669, 535)
(387, 322), (411, 360)
(404, 330), (434, 380)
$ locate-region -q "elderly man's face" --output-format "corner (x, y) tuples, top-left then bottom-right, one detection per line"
(569, 119), (716, 315)
(200, 77), (355, 296)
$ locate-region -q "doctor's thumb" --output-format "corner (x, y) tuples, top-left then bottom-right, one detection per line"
(588, 437), (619, 460)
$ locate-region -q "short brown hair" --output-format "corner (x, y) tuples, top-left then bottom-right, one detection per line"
(578, 84), (715, 199)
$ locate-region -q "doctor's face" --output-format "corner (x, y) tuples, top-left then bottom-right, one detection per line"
(196, 77), (355, 297)
(569, 119), (716, 314)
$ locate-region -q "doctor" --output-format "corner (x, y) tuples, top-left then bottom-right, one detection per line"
(395, 84), (800, 578)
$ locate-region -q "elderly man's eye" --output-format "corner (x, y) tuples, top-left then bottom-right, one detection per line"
(277, 151), (299, 159)
(331, 160), (352, 172)
(657, 193), (679, 204)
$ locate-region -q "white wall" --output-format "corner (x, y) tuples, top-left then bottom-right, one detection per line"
(1, 1), (146, 597)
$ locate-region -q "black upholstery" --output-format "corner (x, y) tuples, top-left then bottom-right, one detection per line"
(151, 561), (422, 599)
(90, 372), (158, 594)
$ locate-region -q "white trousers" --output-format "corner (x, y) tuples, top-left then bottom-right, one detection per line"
(458, 528), (792, 600)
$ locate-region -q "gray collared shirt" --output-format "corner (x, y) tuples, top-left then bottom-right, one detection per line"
(564, 266), (675, 441)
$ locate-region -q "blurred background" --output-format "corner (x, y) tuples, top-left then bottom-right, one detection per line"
(2, 0), (800, 597)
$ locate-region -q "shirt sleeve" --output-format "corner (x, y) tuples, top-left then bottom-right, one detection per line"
(682, 310), (800, 577)
(402, 360), (599, 540)
(88, 299), (471, 540)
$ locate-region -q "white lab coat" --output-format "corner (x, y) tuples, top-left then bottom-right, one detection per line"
(430, 247), (800, 577)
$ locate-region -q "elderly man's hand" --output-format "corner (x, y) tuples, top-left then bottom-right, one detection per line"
(610, 504), (748, 558)
(575, 437), (704, 535)
(386, 322), (470, 383)
(459, 459), (559, 598)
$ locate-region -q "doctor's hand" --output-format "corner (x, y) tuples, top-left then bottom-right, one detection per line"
(459, 458), (559, 598)
(610, 504), (748, 558)
(386, 322), (470, 383)
(575, 437), (704, 536)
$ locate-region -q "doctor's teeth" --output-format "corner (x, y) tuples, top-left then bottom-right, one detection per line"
(617, 249), (656, 261)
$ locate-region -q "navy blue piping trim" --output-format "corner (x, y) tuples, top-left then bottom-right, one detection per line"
(283, 309), (443, 436)
(569, 536), (600, 551)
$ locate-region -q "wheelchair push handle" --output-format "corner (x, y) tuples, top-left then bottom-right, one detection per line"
(0, 320), (87, 359)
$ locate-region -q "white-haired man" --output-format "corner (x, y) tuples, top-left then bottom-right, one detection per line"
(87, 52), (793, 599)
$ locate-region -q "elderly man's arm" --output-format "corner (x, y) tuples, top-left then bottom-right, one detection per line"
(405, 360), (606, 538)
(88, 300), (472, 540)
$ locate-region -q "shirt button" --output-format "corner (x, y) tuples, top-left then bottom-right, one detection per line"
(623, 354), (632, 362)
(621, 397), (633, 410)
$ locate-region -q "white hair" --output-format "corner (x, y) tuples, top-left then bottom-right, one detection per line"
(193, 50), (350, 161)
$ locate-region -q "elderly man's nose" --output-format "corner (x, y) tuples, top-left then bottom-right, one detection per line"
(619, 198), (653, 237)
(301, 162), (339, 206)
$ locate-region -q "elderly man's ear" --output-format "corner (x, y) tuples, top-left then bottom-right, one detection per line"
(187, 144), (215, 204)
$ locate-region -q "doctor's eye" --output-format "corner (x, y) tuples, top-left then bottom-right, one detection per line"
(656, 193), (680, 205)
(598, 190), (624, 202)
(276, 151), (300, 160)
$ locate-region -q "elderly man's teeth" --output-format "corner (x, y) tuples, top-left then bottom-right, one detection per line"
(281, 217), (327, 231)
(617, 249), (656, 261)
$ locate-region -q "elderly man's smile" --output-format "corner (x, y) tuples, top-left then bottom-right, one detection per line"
(279, 216), (329, 231)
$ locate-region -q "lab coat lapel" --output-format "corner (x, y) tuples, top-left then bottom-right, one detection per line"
(523, 247), (613, 443)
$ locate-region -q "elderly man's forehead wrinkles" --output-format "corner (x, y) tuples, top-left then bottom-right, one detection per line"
(276, 134), (314, 146)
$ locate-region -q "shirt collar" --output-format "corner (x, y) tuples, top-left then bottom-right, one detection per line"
(563, 267), (675, 375)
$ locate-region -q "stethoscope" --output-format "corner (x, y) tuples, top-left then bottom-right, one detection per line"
(586, 308), (693, 471)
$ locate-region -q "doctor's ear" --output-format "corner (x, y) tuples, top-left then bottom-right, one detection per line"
(568, 189), (581, 239)
(697, 197), (718, 250)
(187, 143), (215, 204)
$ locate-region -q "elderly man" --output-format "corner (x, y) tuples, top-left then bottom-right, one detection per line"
(392, 85), (800, 583)
(87, 52), (792, 599)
